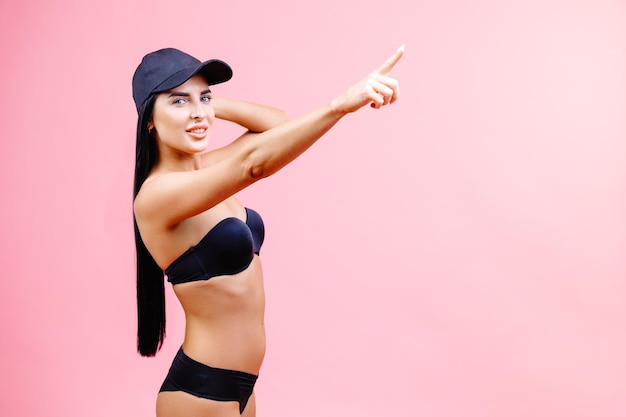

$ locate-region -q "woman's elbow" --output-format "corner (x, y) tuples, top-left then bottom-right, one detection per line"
(270, 109), (290, 128)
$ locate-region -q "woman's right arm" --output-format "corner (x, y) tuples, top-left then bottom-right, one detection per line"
(135, 46), (404, 227)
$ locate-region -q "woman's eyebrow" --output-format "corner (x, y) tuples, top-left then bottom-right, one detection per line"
(168, 91), (189, 98)
(167, 89), (211, 98)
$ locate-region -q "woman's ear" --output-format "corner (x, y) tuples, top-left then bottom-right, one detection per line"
(147, 121), (154, 133)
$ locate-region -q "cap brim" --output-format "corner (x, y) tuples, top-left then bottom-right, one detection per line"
(153, 59), (233, 94)
(197, 59), (233, 85)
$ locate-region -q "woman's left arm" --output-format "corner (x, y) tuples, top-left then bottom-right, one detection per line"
(212, 97), (289, 133)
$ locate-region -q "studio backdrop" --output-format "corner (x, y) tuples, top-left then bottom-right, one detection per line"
(1, 0), (625, 416)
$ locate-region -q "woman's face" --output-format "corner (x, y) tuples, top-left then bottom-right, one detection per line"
(150, 75), (215, 156)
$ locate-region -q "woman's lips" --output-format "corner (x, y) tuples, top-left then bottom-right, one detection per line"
(186, 125), (209, 138)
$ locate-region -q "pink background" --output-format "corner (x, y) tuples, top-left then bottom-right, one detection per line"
(1, 0), (625, 416)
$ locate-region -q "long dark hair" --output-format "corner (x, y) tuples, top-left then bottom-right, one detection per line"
(133, 95), (165, 357)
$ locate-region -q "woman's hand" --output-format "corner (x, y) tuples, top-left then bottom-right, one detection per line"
(330, 45), (404, 115)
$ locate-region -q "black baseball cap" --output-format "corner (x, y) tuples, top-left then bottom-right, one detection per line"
(132, 48), (232, 112)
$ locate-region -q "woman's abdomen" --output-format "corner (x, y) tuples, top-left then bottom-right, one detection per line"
(173, 258), (266, 374)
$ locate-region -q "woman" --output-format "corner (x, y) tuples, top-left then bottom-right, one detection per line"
(131, 46), (403, 417)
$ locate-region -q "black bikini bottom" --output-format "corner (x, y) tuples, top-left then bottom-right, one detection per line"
(159, 348), (258, 414)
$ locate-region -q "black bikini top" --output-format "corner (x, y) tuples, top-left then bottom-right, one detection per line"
(165, 208), (265, 284)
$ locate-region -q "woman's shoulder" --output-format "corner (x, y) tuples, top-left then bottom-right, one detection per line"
(133, 171), (174, 220)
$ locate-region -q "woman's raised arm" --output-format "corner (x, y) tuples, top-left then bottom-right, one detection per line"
(240, 45), (404, 179)
(213, 97), (289, 133)
(135, 46), (404, 227)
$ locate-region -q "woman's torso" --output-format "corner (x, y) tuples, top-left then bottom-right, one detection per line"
(141, 197), (266, 375)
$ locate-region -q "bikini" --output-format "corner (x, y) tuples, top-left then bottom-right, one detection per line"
(159, 207), (265, 414)
(164, 207), (265, 284)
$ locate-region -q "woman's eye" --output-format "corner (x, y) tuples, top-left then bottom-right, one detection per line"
(173, 98), (186, 105)
(201, 96), (212, 102)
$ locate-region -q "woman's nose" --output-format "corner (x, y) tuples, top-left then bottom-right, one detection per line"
(190, 103), (206, 120)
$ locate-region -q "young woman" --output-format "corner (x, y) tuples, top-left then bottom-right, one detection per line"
(131, 46), (403, 417)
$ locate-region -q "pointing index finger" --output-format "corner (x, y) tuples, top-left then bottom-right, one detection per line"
(375, 45), (405, 75)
